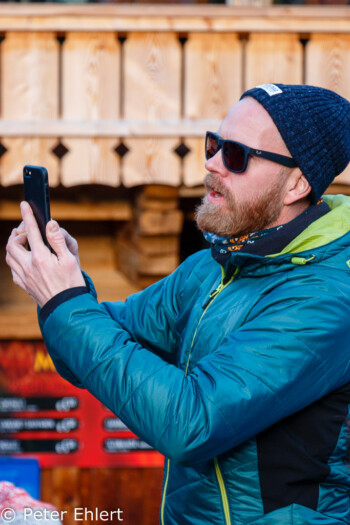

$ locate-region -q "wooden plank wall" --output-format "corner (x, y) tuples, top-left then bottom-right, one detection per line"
(1, 32), (60, 185)
(0, 6), (349, 191)
(41, 467), (164, 525)
(61, 33), (121, 186)
(123, 33), (182, 186)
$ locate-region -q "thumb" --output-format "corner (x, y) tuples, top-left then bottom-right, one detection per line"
(46, 220), (69, 258)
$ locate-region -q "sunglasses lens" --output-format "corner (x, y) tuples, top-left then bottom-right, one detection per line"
(205, 133), (247, 173)
(223, 141), (245, 172)
(205, 133), (219, 159)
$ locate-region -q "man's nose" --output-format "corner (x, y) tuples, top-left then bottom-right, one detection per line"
(204, 150), (228, 177)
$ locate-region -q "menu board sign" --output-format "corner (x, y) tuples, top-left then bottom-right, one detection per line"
(0, 341), (163, 468)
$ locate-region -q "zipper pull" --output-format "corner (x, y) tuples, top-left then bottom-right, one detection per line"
(201, 267), (238, 310)
(202, 286), (221, 309)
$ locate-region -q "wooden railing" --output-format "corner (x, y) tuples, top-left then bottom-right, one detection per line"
(0, 5), (349, 190)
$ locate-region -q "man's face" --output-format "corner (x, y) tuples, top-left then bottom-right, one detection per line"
(196, 98), (292, 237)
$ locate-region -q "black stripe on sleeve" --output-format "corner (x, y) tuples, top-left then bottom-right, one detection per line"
(40, 286), (88, 325)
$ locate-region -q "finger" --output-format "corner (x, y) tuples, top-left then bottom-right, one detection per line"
(8, 228), (19, 242)
(8, 222), (25, 242)
(7, 229), (28, 249)
(60, 227), (71, 244)
(11, 269), (26, 291)
(61, 228), (79, 254)
(6, 232), (29, 255)
(5, 250), (26, 283)
(6, 233), (31, 270)
(12, 231), (28, 247)
(20, 201), (46, 253)
(46, 220), (71, 259)
(60, 228), (81, 267)
(15, 222), (25, 236)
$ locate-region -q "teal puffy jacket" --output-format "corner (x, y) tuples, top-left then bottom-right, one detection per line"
(40, 195), (350, 524)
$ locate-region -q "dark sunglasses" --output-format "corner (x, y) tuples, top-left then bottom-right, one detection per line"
(205, 131), (297, 173)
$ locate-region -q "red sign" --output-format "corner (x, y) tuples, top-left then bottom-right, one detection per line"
(0, 341), (164, 468)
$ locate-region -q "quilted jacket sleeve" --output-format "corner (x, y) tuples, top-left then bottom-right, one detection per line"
(39, 268), (350, 466)
(97, 268), (191, 364)
(38, 250), (205, 388)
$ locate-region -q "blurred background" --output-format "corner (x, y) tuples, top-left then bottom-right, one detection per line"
(0, 2), (349, 524)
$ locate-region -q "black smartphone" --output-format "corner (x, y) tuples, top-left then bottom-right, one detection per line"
(23, 165), (52, 250)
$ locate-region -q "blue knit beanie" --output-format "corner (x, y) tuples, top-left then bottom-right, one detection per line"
(240, 83), (350, 202)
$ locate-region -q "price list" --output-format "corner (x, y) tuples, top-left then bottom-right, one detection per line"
(0, 341), (163, 468)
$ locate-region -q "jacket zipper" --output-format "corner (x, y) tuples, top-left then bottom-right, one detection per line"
(160, 267), (237, 525)
(214, 457), (232, 525)
(184, 267), (237, 377)
(160, 458), (170, 525)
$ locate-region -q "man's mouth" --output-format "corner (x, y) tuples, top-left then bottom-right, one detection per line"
(203, 174), (227, 203)
(208, 187), (225, 199)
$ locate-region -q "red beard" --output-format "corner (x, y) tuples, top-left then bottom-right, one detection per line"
(195, 172), (287, 237)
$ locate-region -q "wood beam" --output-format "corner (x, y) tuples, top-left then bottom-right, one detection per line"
(0, 6), (349, 33)
(0, 200), (132, 221)
(0, 119), (221, 138)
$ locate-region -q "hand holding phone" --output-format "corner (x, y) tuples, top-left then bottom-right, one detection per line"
(6, 200), (86, 307)
(23, 165), (52, 250)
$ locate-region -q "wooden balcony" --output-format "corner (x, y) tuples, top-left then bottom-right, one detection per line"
(0, 5), (349, 190)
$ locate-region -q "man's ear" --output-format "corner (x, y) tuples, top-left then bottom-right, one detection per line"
(284, 170), (312, 205)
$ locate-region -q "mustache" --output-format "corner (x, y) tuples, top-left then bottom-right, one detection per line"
(203, 173), (229, 198)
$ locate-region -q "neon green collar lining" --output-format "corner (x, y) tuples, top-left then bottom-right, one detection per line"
(273, 194), (350, 256)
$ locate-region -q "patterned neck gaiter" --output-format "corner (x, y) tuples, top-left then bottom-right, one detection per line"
(204, 199), (330, 266)
(204, 227), (283, 255)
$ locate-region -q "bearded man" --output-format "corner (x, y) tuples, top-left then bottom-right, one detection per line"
(6, 84), (350, 524)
